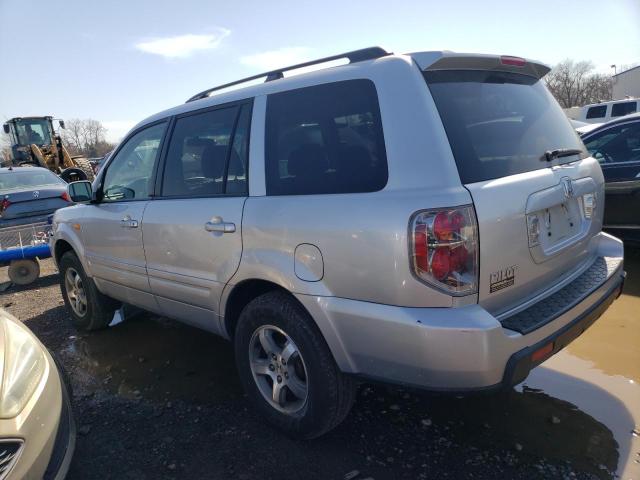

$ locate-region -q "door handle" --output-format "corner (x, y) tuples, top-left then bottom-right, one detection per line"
(121, 215), (139, 228)
(205, 218), (236, 233)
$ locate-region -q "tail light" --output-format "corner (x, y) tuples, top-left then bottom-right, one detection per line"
(61, 192), (71, 202)
(410, 206), (478, 295)
(0, 196), (11, 216)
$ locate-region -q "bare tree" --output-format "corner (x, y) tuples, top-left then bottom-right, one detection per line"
(545, 59), (612, 108)
(62, 119), (85, 154)
(61, 118), (114, 157)
(0, 131), (12, 166)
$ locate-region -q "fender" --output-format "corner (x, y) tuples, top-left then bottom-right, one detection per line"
(51, 210), (92, 277)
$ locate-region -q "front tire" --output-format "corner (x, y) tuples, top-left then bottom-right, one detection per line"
(59, 251), (120, 331)
(234, 291), (355, 439)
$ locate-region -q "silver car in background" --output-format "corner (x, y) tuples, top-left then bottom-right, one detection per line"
(51, 47), (624, 438)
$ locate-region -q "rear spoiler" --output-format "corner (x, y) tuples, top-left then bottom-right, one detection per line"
(410, 52), (551, 80)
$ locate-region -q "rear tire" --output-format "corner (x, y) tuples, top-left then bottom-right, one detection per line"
(71, 156), (95, 181)
(59, 251), (120, 331)
(234, 291), (356, 439)
(8, 259), (40, 285)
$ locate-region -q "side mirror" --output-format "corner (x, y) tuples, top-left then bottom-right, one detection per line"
(67, 180), (92, 203)
(59, 120), (65, 129)
(2, 124), (9, 134)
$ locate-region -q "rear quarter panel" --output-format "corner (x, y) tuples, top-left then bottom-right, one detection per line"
(230, 56), (474, 308)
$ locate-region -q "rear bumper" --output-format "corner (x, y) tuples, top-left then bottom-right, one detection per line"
(0, 213), (54, 229)
(503, 272), (623, 387)
(296, 232), (624, 391)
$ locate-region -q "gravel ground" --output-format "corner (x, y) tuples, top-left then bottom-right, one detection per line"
(0, 259), (622, 480)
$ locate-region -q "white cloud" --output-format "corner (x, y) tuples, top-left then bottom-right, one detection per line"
(135, 30), (230, 59)
(240, 47), (312, 71)
(103, 120), (137, 143)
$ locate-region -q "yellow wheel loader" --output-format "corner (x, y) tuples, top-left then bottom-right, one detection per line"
(3, 116), (95, 182)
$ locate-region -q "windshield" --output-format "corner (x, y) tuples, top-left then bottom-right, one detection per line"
(14, 119), (52, 146)
(424, 71), (587, 184)
(0, 169), (64, 191)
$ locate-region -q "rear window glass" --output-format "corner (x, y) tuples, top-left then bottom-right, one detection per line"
(424, 71), (586, 184)
(586, 105), (607, 119)
(0, 169), (64, 190)
(611, 101), (637, 118)
(265, 80), (388, 196)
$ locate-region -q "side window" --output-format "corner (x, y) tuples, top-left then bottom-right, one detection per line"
(584, 123), (640, 164)
(586, 105), (607, 119)
(162, 104), (250, 197)
(265, 80), (388, 196)
(102, 122), (166, 202)
(611, 102), (637, 118)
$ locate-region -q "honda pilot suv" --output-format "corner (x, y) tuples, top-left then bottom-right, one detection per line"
(51, 47), (625, 438)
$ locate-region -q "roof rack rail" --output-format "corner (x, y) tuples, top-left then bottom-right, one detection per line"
(186, 46), (391, 103)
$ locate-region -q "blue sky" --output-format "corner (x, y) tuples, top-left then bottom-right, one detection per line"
(1, 0), (639, 142)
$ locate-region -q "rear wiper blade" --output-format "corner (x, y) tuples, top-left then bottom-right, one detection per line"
(542, 148), (583, 162)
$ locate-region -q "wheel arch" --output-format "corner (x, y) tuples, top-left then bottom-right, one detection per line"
(220, 278), (354, 374)
(53, 238), (74, 264)
(222, 279), (289, 340)
(52, 224), (92, 276)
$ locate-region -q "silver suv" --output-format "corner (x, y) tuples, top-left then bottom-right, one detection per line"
(51, 47), (625, 438)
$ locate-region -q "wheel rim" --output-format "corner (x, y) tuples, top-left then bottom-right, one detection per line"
(65, 267), (87, 317)
(249, 325), (308, 414)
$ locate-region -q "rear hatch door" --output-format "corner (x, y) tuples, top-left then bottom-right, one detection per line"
(422, 59), (603, 316)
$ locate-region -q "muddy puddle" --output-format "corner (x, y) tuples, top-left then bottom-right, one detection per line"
(526, 247), (640, 479)
(59, 248), (640, 479)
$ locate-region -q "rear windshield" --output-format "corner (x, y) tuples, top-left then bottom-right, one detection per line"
(424, 71), (586, 184)
(0, 169), (64, 190)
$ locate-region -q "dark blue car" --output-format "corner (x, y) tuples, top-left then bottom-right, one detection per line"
(0, 166), (71, 228)
(581, 113), (640, 245)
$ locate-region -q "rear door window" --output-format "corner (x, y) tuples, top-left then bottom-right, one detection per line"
(265, 79), (388, 195)
(611, 102), (637, 118)
(161, 103), (251, 197)
(586, 105), (607, 119)
(424, 70), (586, 184)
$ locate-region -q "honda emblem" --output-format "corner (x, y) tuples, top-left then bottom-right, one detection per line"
(561, 177), (574, 199)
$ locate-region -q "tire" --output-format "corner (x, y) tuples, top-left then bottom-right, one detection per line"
(59, 167), (87, 183)
(8, 259), (40, 285)
(71, 156), (95, 181)
(234, 291), (356, 439)
(59, 251), (120, 331)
